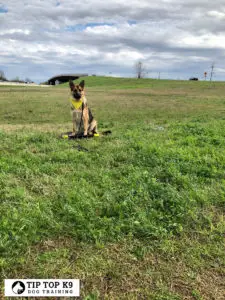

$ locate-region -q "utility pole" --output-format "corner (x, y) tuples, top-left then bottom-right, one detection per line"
(158, 72), (161, 80)
(210, 62), (215, 81)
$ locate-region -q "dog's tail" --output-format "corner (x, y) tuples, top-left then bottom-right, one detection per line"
(101, 130), (112, 135)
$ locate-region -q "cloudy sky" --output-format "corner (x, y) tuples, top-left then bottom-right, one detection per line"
(0, 0), (225, 83)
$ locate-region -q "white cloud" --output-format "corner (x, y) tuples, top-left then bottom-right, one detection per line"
(180, 34), (225, 49)
(207, 11), (225, 19)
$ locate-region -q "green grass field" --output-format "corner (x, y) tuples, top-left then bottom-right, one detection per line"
(0, 77), (224, 299)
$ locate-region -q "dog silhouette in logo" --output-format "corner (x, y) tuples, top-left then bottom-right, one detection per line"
(12, 281), (25, 294)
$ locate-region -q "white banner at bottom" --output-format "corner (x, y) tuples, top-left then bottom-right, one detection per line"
(4, 279), (80, 297)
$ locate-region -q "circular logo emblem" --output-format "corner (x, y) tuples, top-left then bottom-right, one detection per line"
(12, 281), (25, 295)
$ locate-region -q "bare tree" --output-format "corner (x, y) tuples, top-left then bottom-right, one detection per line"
(11, 76), (20, 82)
(25, 77), (33, 83)
(0, 70), (6, 81)
(135, 61), (146, 79)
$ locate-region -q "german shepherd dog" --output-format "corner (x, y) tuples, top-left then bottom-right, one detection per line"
(69, 80), (98, 137)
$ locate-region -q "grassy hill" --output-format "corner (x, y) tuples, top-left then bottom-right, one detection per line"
(0, 77), (224, 299)
(60, 75), (225, 89)
(59, 75), (161, 88)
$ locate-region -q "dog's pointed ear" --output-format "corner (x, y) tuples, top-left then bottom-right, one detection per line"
(69, 80), (75, 91)
(79, 80), (85, 89)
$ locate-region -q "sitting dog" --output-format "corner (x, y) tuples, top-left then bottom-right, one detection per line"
(69, 79), (98, 137)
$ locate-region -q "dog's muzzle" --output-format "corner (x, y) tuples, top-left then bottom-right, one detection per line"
(73, 91), (81, 99)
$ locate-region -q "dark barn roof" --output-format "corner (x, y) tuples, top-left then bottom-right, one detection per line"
(48, 73), (88, 85)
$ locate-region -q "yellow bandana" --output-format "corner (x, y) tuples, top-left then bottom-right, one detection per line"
(70, 97), (83, 110)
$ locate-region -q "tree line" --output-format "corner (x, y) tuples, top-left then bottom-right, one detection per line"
(0, 70), (33, 83)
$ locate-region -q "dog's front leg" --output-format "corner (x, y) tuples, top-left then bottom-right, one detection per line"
(72, 110), (77, 135)
(88, 119), (98, 134)
(82, 107), (89, 136)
